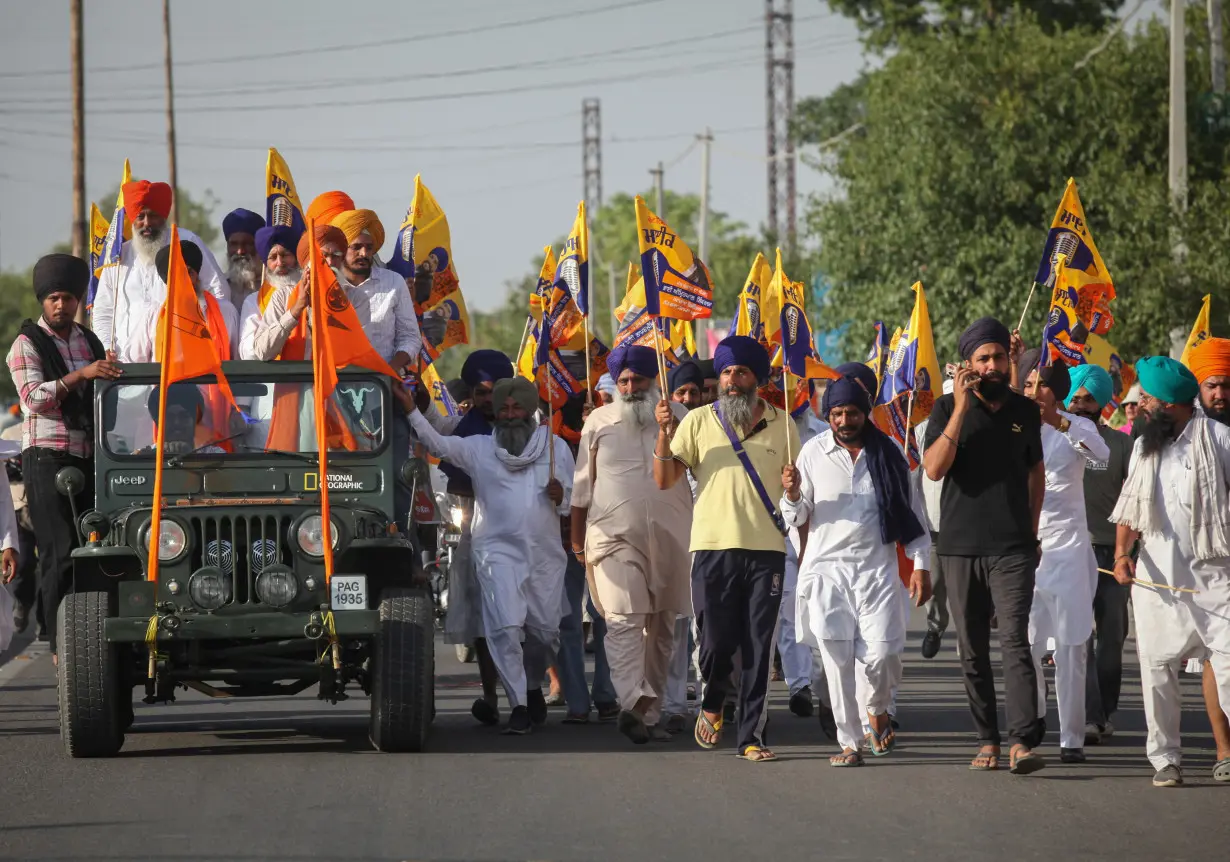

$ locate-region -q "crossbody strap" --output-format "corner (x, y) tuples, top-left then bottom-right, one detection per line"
(713, 405), (787, 536)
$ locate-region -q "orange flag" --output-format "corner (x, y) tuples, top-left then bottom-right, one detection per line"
(147, 226), (238, 583)
(306, 223), (400, 579)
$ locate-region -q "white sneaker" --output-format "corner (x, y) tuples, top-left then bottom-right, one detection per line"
(1084, 723), (1102, 746)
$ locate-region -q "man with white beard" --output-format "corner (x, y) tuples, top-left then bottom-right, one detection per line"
(242, 225), (344, 361)
(570, 345), (693, 744)
(92, 180), (229, 362)
(221, 208), (265, 317)
(405, 377), (574, 735)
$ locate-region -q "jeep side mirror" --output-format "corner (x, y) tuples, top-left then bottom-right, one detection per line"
(55, 466), (85, 498)
(399, 459), (417, 488)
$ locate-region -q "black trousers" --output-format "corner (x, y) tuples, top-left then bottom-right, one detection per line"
(1085, 544), (1131, 726)
(941, 552), (1043, 748)
(22, 448), (93, 654)
(692, 548), (784, 754)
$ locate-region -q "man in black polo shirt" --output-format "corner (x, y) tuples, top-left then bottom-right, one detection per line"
(923, 316), (1046, 775)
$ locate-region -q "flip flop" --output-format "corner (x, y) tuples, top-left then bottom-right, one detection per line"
(865, 720), (895, 757)
(1009, 746), (1046, 776)
(1213, 758), (1230, 783)
(830, 749), (863, 767)
(694, 711), (723, 750)
(969, 747), (1000, 771)
(738, 745), (778, 762)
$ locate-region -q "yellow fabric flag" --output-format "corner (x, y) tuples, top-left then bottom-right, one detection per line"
(390, 174), (461, 310)
(423, 290), (470, 352)
(634, 195), (714, 321)
(265, 148), (305, 232)
(615, 263), (645, 323)
(1180, 295), (1212, 369)
(729, 252), (773, 342)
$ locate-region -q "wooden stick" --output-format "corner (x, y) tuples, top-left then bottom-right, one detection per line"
(547, 395), (555, 481)
(1016, 280), (1038, 332)
(583, 315), (593, 407)
(652, 318), (670, 400)
(1097, 568), (1201, 594)
(515, 315), (533, 369)
(783, 369), (793, 463)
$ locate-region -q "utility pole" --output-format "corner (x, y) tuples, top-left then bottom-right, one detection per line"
(697, 128), (713, 358)
(650, 162), (664, 218)
(163, 0), (179, 224)
(581, 98), (608, 335)
(70, 0), (86, 260)
(608, 263), (618, 344)
(1211, 0), (1226, 94)
(766, 0), (796, 248)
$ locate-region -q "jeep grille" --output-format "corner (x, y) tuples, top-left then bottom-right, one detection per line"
(190, 514), (294, 606)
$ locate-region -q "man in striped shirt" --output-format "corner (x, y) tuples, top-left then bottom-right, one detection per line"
(5, 254), (120, 662)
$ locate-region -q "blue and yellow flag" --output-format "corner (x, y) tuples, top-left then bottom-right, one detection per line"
(877, 282), (942, 422)
(519, 249), (556, 380)
(1180, 295), (1212, 369)
(1080, 333), (1134, 420)
(420, 362), (460, 418)
(389, 174), (461, 312)
(728, 252), (772, 342)
(776, 250), (838, 382)
(535, 281), (585, 371)
(86, 203), (110, 309)
(265, 148), (305, 234)
(555, 202), (590, 315)
(866, 321), (891, 392)
(1034, 178), (1114, 293)
(635, 195), (713, 321)
(99, 159), (131, 275)
(1042, 254), (1114, 366)
(424, 290), (470, 354)
(613, 269), (677, 368)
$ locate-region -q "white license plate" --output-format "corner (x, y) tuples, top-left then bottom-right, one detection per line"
(330, 575), (367, 610)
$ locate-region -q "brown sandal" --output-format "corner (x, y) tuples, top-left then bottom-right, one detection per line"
(969, 745), (1000, 771)
(830, 748), (864, 767)
(1009, 744), (1046, 775)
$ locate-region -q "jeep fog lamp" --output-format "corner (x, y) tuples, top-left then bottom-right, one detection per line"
(142, 519), (188, 562)
(255, 565), (298, 607)
(295, 515), (340, 558)
(188, 567), (231, 611)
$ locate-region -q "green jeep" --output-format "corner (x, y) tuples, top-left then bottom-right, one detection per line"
(55, 360), (433, 757)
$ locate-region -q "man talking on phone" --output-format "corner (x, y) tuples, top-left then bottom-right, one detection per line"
(923, 316), (1047, 775)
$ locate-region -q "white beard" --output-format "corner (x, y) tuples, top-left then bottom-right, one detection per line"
(131, 227), (169, 265)
(267, 268), (301, 291)
(226, 257), (261, 296)
(618, 384), (661, 428)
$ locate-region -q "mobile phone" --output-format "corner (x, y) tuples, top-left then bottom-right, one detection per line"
(945, 363), (959, 379)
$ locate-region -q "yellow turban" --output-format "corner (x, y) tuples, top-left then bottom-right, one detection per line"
(330, 208), (385, 251)
(1190, 337), (1230, 384)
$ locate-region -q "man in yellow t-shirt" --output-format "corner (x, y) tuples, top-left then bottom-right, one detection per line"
(653, 335), (798, 762)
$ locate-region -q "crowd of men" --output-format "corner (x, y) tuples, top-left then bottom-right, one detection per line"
(3, 178), (1230, 787)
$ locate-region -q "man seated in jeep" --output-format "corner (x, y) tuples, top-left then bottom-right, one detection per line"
(136, 383), (226, 455)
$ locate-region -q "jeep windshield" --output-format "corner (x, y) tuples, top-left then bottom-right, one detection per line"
(102, 372), (389, 459)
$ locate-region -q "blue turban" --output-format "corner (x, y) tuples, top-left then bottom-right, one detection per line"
(606, 344), (658, 382)
(1066, 364), (1114, 409)
(255, 225), (303, 262)
(668, 360), (705, 394)
(822, 375), (872, 418)
(460, 349), (514, 387)
(713, 335), (771, 384)
(958, 316), (1011, 360)
(222, 208), (264, 240)
(835, 361), (879, 401)
(1135, 355), (1199, 405)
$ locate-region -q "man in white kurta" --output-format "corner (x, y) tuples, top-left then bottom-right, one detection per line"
(1023, 363), (1110, 762)
(92, 180), (229, 362)
(407, 377), (574, 735)
(571, 346), (693, 744)
(780, 376), (931, 765)
(1110, 355), (1230, 787)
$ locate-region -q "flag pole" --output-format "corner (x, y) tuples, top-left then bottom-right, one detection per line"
(583, 314), (593, 407)
(516, 315), (533, 367)
(783, 369), (793, 463)
(1016, 280), (1038, 333)
(652, 317), (670, 400)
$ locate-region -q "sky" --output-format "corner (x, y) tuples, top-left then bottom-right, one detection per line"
(0, 0), (868, 311)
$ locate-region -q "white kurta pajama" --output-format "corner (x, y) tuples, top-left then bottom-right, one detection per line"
(409, 410), (574, 709)
(1030, 412), (1110, 750)
(573, 403), (692, 727)
(1124, 417), (1230, 771)
(781, 431), (930, 753)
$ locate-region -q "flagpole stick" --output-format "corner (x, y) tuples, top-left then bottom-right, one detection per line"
(652, 318), (670, 400)
(783, 369), (793, 463)
(516, 315), (533, 367)
(1016, 280), (1038, 332)
(583, 315), (593, 407)
(547, 391), (556, 482)
(905, 387), (917, 460)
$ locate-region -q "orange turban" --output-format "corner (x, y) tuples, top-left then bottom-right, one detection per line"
(123, 180), (173, 222)
(1189, 337), (1230, 383)
(296, 224), (348, 269)
(306, 191), (354, 226)
(330, 209), (385, 251)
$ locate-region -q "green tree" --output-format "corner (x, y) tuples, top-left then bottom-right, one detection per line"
(801, 11), (1230, 364)
(0, 270), (43, 399)
(826, 0), (1123, 50)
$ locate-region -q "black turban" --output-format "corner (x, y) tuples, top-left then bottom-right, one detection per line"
(668, 360), (705, 394)
(1037, 363), (1071, 403)
(147, 382), (205, 420)
(835, 361), (879, 401)
(694, 358), (716, 381)
(32, 253), (89, 302)
(958, 316), (1011, 361)
(154, 240), (204, 285)
(446, 377), (472, 403)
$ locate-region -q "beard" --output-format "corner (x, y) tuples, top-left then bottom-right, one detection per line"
(227, 256), (261, 295)
(493, 416), (538, 457)
(978, 371), (1009, 401)
(1139, 409), (1179, 457)
(131, 226), (169, 265)
(1204, 402), (1230, 427)
(1070, 405), (1102, 423)
(618, 384), (660, 428)
(267, 268), (301, 291)
(718, 382), (758, 432)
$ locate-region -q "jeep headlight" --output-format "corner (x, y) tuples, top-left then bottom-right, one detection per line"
(295, 514), (341, 558)
(142, 518), (188, 562)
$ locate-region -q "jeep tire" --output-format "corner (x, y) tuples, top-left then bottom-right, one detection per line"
(58, 591), (124, 758)
(369, 587), (434, 752)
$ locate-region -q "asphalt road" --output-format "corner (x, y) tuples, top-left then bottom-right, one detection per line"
(2, 608), (1228, 862)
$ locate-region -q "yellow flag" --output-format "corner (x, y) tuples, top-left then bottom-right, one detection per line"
(615, 263), (645, 323)
(423, 290), (470, 352)
(1180, 295), (1212, 369)
(99, 159), (131, 271)
(634, 195), (713, 321)
(265, 148), (305, 232)
(763, 249), (789, 342)
(388, 174), (461, 311)
(729, 252), (773, 342)
(1035, 177), (1114, 291)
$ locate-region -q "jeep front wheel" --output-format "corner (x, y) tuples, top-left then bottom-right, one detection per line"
(58, 591), (124, 758)
(369, 588), (434, 752)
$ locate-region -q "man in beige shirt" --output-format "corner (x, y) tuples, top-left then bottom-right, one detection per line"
(571, 345), (693, 745)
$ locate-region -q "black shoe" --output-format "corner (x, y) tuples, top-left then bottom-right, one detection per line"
(595, 701), (620, 722)
(36, 625), (48, 642)
(502, 705), (532, 735)
(527, 687), (548, 726)
(1060, 747), (1086, 764)
(470, 697), (500, 727)
(920, 630), (942, 659)
(1152, 764), (1182, 787)
(617, 709), (650, 745)
(13, 603), (29, 635)
(789, 686), (814, 718)
(817, 702), (838, 741)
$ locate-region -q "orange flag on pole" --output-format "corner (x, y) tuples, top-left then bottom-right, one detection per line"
(147, 226), (238, 583)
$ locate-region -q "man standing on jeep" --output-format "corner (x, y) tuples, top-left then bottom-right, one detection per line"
(5, 254), (122, 663)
